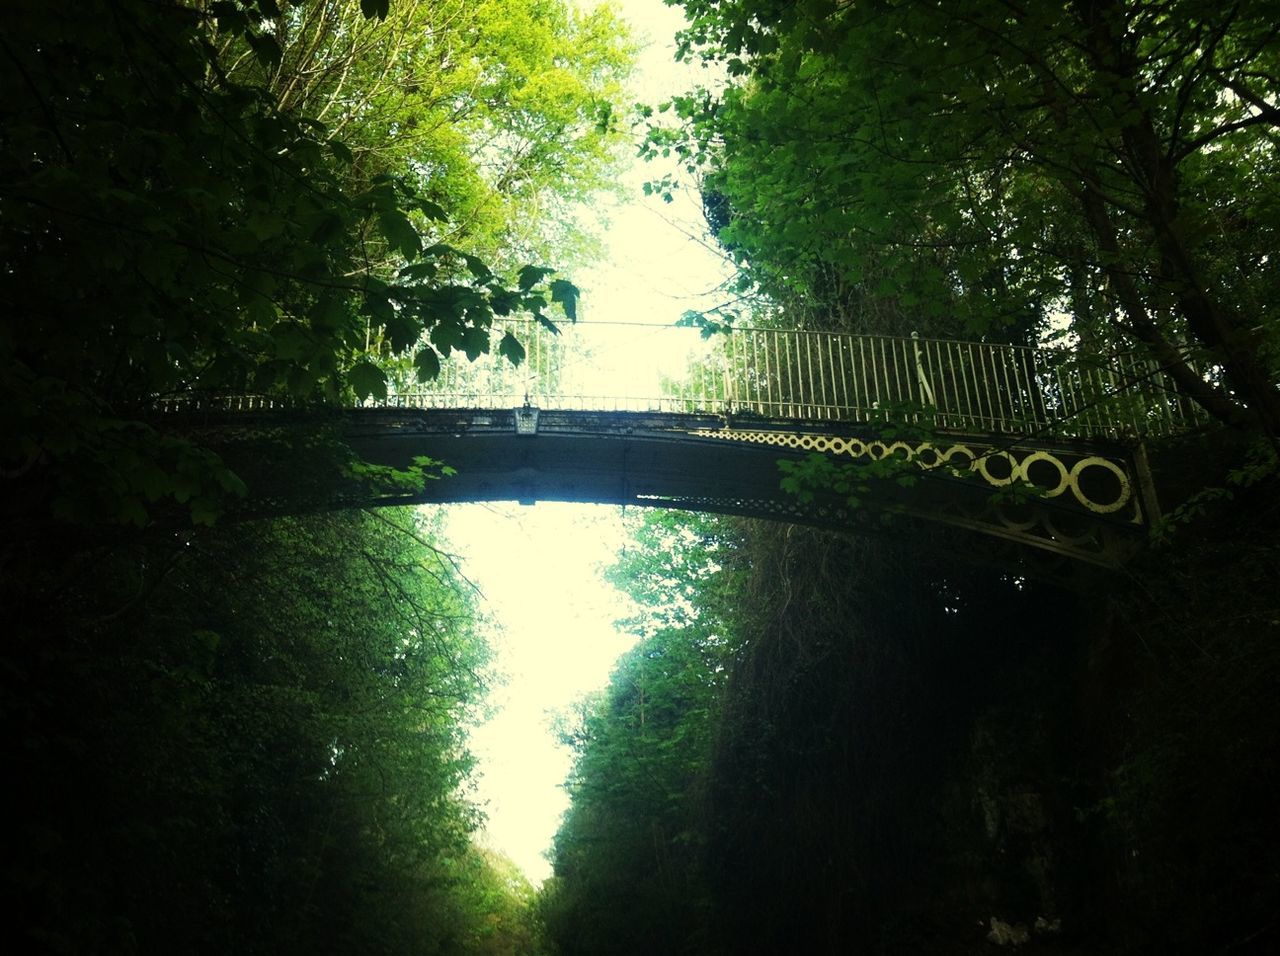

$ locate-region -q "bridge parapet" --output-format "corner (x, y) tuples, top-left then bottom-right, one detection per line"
(160, 321), (1205, 442)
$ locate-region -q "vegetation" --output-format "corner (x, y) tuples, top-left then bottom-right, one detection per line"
(542, 2), (1279, 953)
(645, 0), (1280, 436)
(5, 508), (548, 953)
(3, 0), (1278, 953)
(541, 513), (742, 953)
(545, 497), (1280, 954)
(1, 1), (631, 951)
(1, 0), (630, 529)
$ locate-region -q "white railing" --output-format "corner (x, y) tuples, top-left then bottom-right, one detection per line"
(163, 320), (1208, 439)
(379, 321), (1206, 439)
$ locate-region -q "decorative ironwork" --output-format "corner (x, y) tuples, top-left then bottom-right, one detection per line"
(157, 319), (1196, 566)
(688, 428), (1139, 519)
(635, 490), (1137, 570)
(183, 404), (1150, 568)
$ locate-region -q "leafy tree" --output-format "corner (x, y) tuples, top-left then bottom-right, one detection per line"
(230, 0), (635, 272)
(0, 0), (629, 530)
(542, 511), (741, 955)
(647, 0), (1280, 434)
(546, 513), (1103, 955)
(4, 505), (555, 953)
(1, 5), (639, 945)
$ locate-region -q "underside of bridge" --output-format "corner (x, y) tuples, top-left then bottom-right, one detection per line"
(183, 406), (1155, 569)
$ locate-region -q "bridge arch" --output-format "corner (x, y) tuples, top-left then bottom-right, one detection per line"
(188, 404), (1155, 569)
(165, 321), (1188, 568)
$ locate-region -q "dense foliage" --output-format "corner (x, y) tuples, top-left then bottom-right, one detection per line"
(645, 0), (1280, 434)
(1, 0), (630, 528)
(1, 2), (634, 952)
(545, 503), (1280, 954)
(5, 509), (545, 954)
(4, 1), (1277, 952)
(541, 513), (742, 953)
(542, 11), (1279, 943)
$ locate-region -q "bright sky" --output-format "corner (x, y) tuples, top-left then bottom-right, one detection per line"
(441, 1), (734, 884)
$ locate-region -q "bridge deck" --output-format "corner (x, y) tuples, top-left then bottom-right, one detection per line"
(187, 405), (1155, 568)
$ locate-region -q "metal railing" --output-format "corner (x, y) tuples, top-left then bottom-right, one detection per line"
(377, 321), (1205, 439)
(163, 321), (1208, 440)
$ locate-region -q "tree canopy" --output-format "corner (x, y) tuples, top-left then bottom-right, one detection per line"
(541, 511), (742, 955)
(7, 507), (549, 954)
(645, 0), (1280, 434)
(1, 2), (639, 951)
(0, 0), (632, 528)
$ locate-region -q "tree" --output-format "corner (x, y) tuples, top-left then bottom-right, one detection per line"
(542, 512), (740, 955)
(0, 0), (629, 531)
(231, 0), (635, 272)
(4, 506), (533, 953)
(648, 0), (1280, 434)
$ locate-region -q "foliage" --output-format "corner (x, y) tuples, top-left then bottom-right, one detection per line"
(546, 479), (1280, 955)
(1154, 433), (1279, 535)
(3, 506), (547, 954)
(544, 510), (1111, 954)
(1080, 494), (1280, 951)
(1, 3), (637, 949)
(224, 0), (635, 273)
(541, 511), (742, 955)
(646, 0), (1280, 433)
(0, 0), (631, 528)
(776, 407), (943, 511)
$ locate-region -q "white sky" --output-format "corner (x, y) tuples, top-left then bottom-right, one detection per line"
(443, 0), (734, 884)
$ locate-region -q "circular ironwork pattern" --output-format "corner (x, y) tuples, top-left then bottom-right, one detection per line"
(691, 428), (1134, 516)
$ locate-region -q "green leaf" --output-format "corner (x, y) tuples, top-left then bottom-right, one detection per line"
(461, 326), (489, 361)
(415, 197), (447, 221)
(310, 295), (349, 331)
(210, 2), (248, 31)
(498, 331), (526, 366)
(430, 321), (465, 356)
(246, 210), (284, 241)
(190, 496), (219, 527)
(518, 264), (555, 292)
(551, 278), (580, 322)
(414, 347), (441, 381)
(349, 361), (387, 401)
(245, 30), (282, 67)
(215, 468), (248, 497)
(384, 310), (421, 353)
(460, 253), (492, 280)
(379, 210), (422, 260)
(307, 210), (346, 245)
(362, 285), (394, 325)
(356, 181), (398, 213)
(270, 321), (313, 361)
(399, 261), (439, 281)
(327, 139), (354, 165)
(490, 288), (521, 316)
